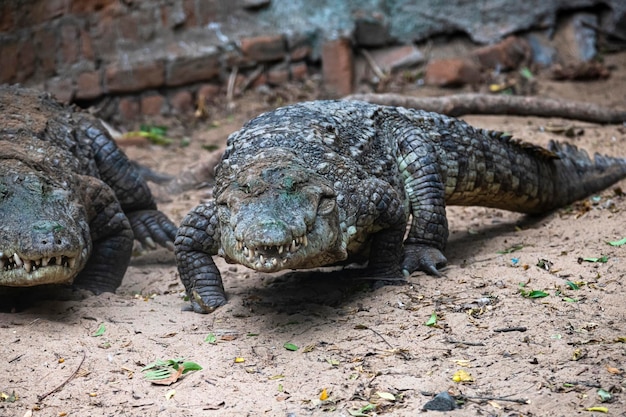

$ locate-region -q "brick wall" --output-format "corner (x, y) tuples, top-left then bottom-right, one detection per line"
(0, 0), (321, 120)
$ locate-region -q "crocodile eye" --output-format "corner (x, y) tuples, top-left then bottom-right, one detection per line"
(317, 197), (336, 215)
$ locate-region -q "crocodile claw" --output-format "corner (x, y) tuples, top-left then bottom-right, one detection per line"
(402, 244), (447, 277)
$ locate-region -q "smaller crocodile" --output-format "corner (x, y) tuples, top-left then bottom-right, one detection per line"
(174, 100), (626, 313)
(0, 85), (177, 295)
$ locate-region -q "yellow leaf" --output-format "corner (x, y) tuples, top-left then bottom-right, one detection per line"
(234, 357), (245, 363)
(320, 388), (328, 401)
(452, 369), (474, 383)
(165, 389), (176, 400)
(453, 359), (471, 367)
(585, 406), (608, 413)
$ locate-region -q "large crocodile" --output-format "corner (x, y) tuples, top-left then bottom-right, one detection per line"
(0, 85), (177, 295)
(175, 100), (626, 313)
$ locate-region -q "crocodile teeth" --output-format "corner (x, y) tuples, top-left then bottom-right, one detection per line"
(23, 260), (32, 273)
(13, 253), (23, 267)
(41, 257), (50, 267)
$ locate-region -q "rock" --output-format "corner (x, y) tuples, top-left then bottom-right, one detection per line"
(422, 391), (457, 411)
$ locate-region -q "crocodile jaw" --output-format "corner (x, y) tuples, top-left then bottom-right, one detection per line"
(0, 247), (89, 286)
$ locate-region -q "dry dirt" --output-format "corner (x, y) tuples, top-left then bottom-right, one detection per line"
(2, 52), (626, 417)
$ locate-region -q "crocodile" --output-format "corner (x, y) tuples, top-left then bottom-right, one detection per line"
(0, 85), (177, 295)
(174, 100), (626, 313)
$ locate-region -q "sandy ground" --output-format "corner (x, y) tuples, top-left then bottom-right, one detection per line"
(1, 52), (626, 417)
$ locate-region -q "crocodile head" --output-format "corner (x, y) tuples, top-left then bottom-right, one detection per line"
(215, 155), (347, 272)
(0, 165), (90, 286)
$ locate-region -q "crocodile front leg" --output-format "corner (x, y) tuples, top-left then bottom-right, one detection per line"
(73, 176), (134, 293)
(174, 201), (225, 313)
(397, 132), (449, 276)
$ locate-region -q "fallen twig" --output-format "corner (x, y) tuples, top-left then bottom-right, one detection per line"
(360, 49), (388, 81)
(446, 339), (486, 346)
(344, 93), (626, 124)
(493, 326), (527, 333)
(463, 394), (530, 404)
(37, 350), (86, 402)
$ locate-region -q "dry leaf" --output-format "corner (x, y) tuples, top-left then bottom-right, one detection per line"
(606, 365), (622, 375)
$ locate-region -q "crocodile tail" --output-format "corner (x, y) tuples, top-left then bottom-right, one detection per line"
(548, 140), (626, 208)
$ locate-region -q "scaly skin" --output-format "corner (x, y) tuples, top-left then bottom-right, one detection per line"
(175, 100), (626, 313)
(0, 85), (177, 294)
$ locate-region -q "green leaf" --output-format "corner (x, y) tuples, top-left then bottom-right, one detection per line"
(349, 403), (376, 416)
(283, 342), (299, 351)
(204, 333), (217, 344)
(581, 256), (609, 263)
(92, 323), (106, 337)
(597, 389), (612, 402)
(519, 67), (534, 80)
(527, 290), (549, 298)
(607, 237), (626, 247)
(565, 281), (580, 290)
(425, 312), (437, 327)
(181, 361), (203, 373)
(497, 244), (524, 254)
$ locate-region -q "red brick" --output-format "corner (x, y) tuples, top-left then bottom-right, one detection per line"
(321, 38), (354, 97)
(46, 77), (75, 103)
(195, 0), (217, 26)
(267, 63), (289, 85)
(198, 83), (220, 100)
(169, 90), (194, 114)
(106, 60), (165, 93)
(80, 28), (94, 60)
(424, 58), (482, 87)
(118, 97), (140, 120)
(34, 27), (58, 77)
(16, 38), (36, 83)
(30, 0), (69, 25)
(473, 36), (530, 70)
(166, 52), (221, 86)
(76, 71), (102, 100)
(60, 22), (80, 65)
(0, 40), (18, 83)
(239, 35), (286, 62)
(70, 0), (118, 14)
(181, 0), (197, 28)
(290, 62), (308, 81)
(251, 72), (268, 88)
(0, 3), (15, 32)
(141, 94), (165, 116)
(90, 7), (122, 56)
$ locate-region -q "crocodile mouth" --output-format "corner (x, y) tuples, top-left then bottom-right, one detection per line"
(234, 235), (309, 271)
(0, 250), (82, 286)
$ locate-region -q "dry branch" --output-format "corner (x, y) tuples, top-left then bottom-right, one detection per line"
(345, 93), (626, 124)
